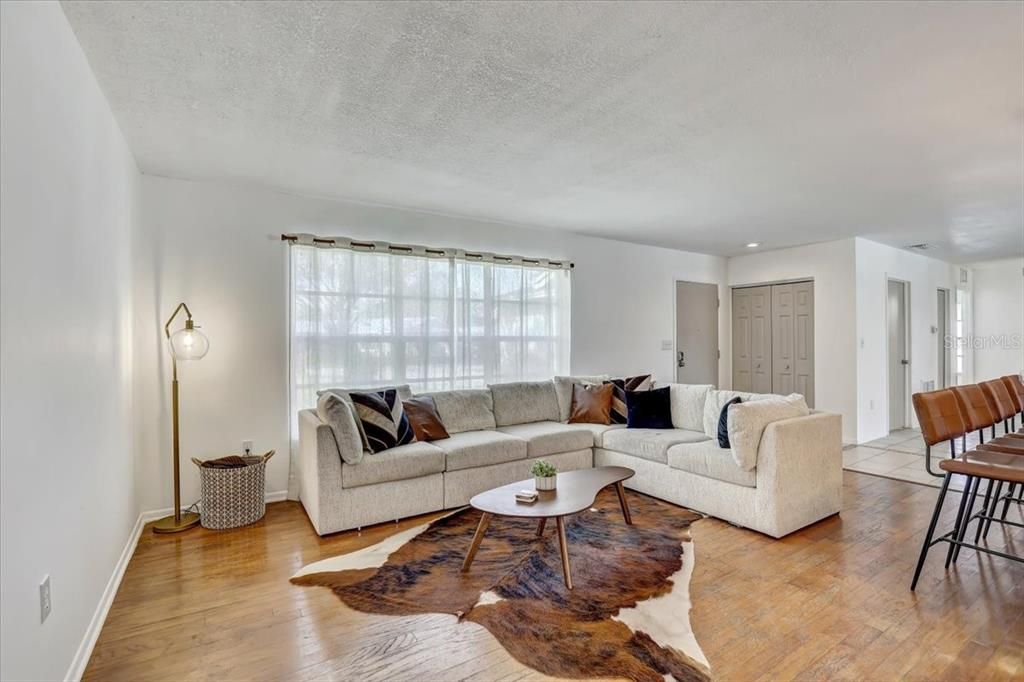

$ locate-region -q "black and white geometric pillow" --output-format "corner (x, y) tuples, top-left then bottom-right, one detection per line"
(349, 389), (416, 454)
(605, 374), (653, 424)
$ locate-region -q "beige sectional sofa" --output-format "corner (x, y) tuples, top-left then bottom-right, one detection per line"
(297, 378), (842, 538)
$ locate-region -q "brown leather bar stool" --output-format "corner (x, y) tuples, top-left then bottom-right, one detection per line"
(911, 389), (1024, 590)
(1001, 374), (1024, 431)
(978, 379), (1024, 529)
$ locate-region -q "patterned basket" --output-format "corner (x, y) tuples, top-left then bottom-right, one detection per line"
(191, 451), (274, 530)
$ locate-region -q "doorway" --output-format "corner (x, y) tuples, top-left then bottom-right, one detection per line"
(674, 281), (719, 385)
(937, 288), (951, 388)
(887, 279), (910, 430)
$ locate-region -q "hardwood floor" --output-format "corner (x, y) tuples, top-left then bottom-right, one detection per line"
(84, 471), (1023, 681)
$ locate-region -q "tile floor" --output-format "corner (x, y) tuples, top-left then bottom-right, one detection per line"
(842, 428), (979, 492)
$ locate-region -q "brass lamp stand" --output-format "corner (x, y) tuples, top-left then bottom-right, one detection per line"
(153, 302), (209, 534)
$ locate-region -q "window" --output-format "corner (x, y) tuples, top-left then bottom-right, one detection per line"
(289, 244), (571, 411)
(954, 287), (966, 385)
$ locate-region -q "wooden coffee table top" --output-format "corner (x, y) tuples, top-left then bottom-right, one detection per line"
(469, 466), (634, 519)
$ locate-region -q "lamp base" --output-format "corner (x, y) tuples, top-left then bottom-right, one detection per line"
(152, 511), (200, 534)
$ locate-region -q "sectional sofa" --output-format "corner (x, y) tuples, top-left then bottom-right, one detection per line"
(297, 378), (843, 538)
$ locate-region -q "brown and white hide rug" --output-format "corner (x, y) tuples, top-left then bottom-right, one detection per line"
(292, 489), (710, 682)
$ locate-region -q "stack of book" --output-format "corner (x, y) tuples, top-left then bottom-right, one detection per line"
(514, 489), (538, 504)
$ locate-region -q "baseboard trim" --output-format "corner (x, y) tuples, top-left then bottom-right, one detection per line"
(64, 512), (145, 682)
(63, 490), (290, 681)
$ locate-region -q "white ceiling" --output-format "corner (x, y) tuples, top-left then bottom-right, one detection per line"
(62, 1), (1023, 262)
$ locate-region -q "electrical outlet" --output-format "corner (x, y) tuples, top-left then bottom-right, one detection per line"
(40, 575), (51, 623)
(242, 440), (253, 456)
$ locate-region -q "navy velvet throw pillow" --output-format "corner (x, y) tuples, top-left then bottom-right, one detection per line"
(718, 396), (742, 448)
(625, 386), (673, 429)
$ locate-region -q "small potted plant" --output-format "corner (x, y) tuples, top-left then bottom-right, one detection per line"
(531, 459), (558, 491)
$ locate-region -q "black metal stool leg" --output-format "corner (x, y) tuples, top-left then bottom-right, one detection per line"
(946, 476), (975, 568)
(1002, 483), (1018, 521)
(971, 479), (994, 545)
(982, 481), (1004, 540)
(953, 477), (981, 564)
(912, 474), (952, 591)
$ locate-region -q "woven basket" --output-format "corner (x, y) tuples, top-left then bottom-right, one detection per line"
(191, 451), (274, 530)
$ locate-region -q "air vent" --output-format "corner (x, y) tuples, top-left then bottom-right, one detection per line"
(906, 243), (930, 250)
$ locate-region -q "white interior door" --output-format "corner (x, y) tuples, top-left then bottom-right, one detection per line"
(675, 281), (719, 385)
(888, 280), (909, 430)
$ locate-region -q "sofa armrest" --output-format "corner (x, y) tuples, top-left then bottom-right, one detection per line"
(298, 409), (343, 535)
(754, 412), (843, 536)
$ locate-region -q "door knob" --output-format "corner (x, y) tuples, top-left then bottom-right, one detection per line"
(901, 359), (909, 365)
(785, 365), (790, 370)
(677, 351), (685, 368)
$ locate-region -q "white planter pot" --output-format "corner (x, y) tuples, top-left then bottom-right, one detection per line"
(535, 475), (557, 491)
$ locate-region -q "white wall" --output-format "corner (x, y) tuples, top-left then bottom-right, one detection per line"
(853, 239), (958, 442)
(134, 175), (728, 512)
(726, 239), (859, 443)
(0, 3), (140, 681)
(971, 258), (1024, 381)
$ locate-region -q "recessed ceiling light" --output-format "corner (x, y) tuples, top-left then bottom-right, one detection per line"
(746, 242), (760, 248)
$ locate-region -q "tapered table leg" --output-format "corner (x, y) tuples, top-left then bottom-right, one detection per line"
(556, 516), (573, 590)
(461, 512), (492, 572)
(615, 482), (633, 525)
(536, 517), (546, 536)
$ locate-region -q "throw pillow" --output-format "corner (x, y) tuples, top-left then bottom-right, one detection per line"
(717, 397), (742, 448)
(606, 374), (653, 424)
(349, 389), (416, 454)
(568, 383), (614, 424)
(402, 395), (450, 442)
(316, 392), (366, 465)
(727, 394), (810, 470)
(625, 386), (673, 429)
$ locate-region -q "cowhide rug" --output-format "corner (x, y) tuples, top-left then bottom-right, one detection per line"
(292, 489), (709, 682)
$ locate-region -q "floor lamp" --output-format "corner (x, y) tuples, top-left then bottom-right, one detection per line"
(153, 302), (209, 534)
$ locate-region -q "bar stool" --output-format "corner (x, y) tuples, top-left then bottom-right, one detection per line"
(910, 389), (1024, 590)
(1000, 374), (1024, 431)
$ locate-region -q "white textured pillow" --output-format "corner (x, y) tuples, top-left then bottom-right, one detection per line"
(702, 389), (773, 438)
(316, 393), (366, 464)
(727, 394), (810, 470)
(668, 384), (713, 431)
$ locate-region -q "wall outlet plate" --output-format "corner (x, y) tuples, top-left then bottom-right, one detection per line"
(661, 340), (673, 351)
(40, 575), (51, 623)
(242, 440), (254, 455)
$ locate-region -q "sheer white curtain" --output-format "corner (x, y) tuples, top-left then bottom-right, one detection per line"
(288, 245), (571, 466)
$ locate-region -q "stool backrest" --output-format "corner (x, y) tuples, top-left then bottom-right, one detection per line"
(1000, 375), (1024, 413)
(980, 379), (1017, 421)
(912, 389), (966, 447)
(952, 384), (997, 432)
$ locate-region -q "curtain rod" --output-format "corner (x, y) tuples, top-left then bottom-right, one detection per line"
(280, 233), (574, 270)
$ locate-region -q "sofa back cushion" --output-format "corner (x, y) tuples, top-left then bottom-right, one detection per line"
(727, 394), (810, 470)
(316, 393), (365, 464)
(667, 384), (713, 431)
(702, 389), (777, 438)
(553, 375), (609, 422)
(423, 389), (496, 433)
(490, 380), (561, 426)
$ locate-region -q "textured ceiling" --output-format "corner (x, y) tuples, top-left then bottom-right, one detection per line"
(62, 1), (1023, 261)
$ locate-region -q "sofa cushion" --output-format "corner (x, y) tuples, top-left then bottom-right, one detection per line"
(601, 427), (709, 464)
(342, 441), (445, 489)
(490, 381), (561, 426)
(568, 383), (614, 424)
(626, 386), (673, 429)
(497, 421), (595, 457)
(668, 384), (714, 431)
(432, 430), (528, 471)
(667, 440), (757, 488)
(703, 389), (778, 438)
(607, 374), (653, 424)
(349, 389), (416, 454)
(728, 394), (810, 470)
(424, 389), (496, 433)
(316, 393), (365, 465)
(559, 422), (625, 448)
(554, 374), (609, 421)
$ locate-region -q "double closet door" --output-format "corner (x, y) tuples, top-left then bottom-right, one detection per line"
(732, 281), (815, 406)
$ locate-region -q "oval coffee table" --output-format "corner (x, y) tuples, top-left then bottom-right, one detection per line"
(460, 466), (635, 589)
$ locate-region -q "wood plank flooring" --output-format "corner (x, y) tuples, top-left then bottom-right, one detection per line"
(84, 471), (1023, 681)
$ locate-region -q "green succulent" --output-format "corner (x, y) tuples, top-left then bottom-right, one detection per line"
(531, 460), (558, 478)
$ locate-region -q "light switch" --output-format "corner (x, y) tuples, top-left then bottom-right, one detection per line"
(661, 340), (673, 351)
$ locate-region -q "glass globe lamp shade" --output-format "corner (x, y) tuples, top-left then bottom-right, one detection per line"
(169, 326), (209, 360)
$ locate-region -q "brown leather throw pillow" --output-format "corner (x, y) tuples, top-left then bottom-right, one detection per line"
(568, 383), (614, 425)
(402, 395), (450, 442)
